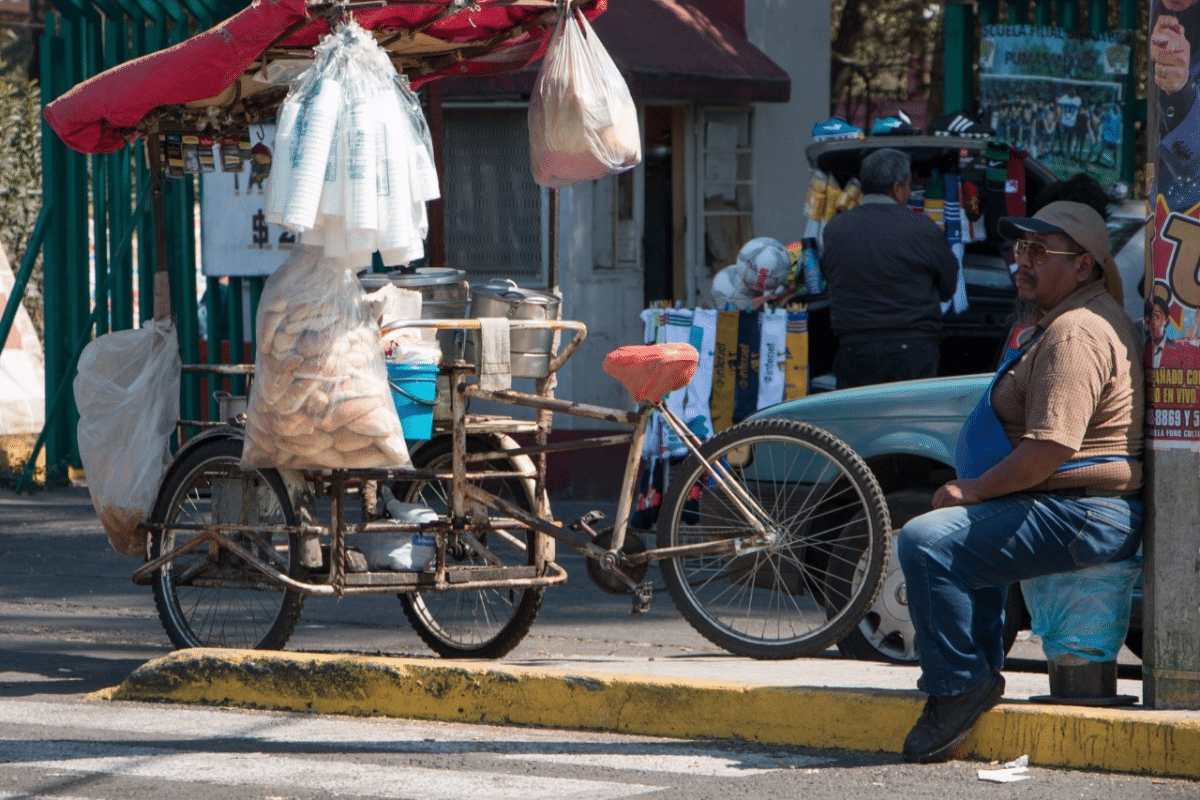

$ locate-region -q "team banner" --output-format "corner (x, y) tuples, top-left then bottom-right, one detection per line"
(978, 25), (1132, 185)
(1146, 1), (1200, 446)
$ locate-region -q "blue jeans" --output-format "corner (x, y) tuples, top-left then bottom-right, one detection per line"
(896, 493), (1142, 697)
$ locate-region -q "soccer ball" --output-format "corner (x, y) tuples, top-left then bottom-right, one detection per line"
(711, 264), (756, 307)
(737, 237), (792, 293)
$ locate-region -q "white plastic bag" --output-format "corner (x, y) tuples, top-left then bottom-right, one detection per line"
(243, 246), (410, 470)
(528, 7), (641, 188)
(74, 318), (181, 557)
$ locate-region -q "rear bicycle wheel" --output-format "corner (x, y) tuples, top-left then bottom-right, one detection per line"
(148, 434), (304, 650)
(397, 435), (543, 659)
(657, 418), (889, 659)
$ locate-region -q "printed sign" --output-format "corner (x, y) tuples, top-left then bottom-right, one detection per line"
(200, 124), (296, 277)
(1146, 0), (1200, 447)
(979, 25), (1132, 186)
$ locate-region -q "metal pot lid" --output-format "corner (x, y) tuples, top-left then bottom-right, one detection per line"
(471, 278), (558, 306)
(386, 267), (468, 287)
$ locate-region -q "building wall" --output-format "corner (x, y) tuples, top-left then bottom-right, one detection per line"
(746, 0), (830, 246)
(549, 0), (830, 438)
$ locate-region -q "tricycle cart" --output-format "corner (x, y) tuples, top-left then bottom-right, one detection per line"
(44, 0), (891, 661)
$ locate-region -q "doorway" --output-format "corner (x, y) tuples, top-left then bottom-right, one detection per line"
(642, 105), (686, 305)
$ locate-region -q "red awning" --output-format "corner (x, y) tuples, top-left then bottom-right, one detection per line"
(44, 0), (605, 154)
(436, 0), (790, 103)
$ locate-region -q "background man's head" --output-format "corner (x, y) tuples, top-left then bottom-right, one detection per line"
(859, 148), (912, 202)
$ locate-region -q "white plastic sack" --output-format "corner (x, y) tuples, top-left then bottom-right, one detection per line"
(528, 7), (641, 188)
(243, 246), (410, 470)
(74, 319), (181, 557)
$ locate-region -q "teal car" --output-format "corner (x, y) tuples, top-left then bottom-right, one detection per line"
(755, 374), (1144, 664)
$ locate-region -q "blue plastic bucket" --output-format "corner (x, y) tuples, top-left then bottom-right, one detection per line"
(386, 362), (438, 441)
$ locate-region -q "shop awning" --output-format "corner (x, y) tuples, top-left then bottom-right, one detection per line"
(44, 0), (605, 154)
(436, 0), (790, 103)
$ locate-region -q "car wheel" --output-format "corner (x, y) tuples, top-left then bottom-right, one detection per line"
(837, 489), (1025, 664)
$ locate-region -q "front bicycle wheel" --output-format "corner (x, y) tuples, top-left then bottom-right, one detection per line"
(657, 418), (889, 659)
(397, 435), (544, 659)
(148, 434), (305, 650)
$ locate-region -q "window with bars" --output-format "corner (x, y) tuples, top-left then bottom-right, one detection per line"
(699, 109), (754, 276)
(441, 107), (545, 284)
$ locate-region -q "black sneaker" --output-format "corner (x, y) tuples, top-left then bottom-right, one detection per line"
(932, 112), (996, 139)
(902, 671), (1005, 763)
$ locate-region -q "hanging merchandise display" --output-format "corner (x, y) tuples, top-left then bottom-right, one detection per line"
(528, 4), (641, 187)
(264, 18), (440, 270)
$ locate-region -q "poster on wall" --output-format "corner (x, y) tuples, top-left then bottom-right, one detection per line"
(978, 25), (1132, 185)
(1146, 0), (1200, 447)
(200, 124), (296, 277)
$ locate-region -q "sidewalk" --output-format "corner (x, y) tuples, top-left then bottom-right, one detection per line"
(108, 644), (1200, 780)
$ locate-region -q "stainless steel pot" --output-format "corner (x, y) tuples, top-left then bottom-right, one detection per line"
(469, 279), (560, 355)
(466, 279), (561, 379)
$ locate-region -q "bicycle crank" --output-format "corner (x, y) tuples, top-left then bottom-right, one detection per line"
(584, 527), (649, 595)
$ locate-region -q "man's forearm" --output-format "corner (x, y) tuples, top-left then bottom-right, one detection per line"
(973, 438), (1076, 499)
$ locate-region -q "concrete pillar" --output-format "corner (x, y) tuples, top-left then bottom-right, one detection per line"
(1143, 451), (1200, 707)
(1143, 0), (1200, 707)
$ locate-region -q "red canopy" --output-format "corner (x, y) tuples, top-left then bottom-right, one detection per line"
(44, 0), (605, 154)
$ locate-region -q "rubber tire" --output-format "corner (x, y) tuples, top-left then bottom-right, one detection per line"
(148, 434), (304, 650)
(837, 489), (1024, 664)
(396, 434), (544, 659)
(836, 490), (932, 664)
(657, 418), (889, 660)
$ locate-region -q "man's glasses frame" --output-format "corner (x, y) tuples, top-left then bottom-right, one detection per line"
(1012, 239), (1085, 260)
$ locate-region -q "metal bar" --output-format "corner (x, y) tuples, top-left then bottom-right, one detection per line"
(15, 183), (154, 491)
(0, 206), (49, 358)
(462, 433), (633, 462)
(608, 406), (651, 551)
(464, 387), (639, 425)
(655, 404), (771, 534)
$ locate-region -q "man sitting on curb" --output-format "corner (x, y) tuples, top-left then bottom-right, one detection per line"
(896, 201), (1144, 763)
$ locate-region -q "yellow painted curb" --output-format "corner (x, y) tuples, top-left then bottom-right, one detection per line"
(111, 649), (1200, 780)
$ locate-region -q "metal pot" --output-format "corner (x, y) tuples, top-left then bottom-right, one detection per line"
(469, 279), (560, 355)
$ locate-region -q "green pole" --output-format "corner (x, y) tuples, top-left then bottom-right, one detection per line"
(942, 2), (975, 117)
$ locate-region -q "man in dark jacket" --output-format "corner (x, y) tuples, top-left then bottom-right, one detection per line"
(820, 147), (959, 388)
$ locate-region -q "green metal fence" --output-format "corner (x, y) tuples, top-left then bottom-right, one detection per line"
(28, 0), (258, 487)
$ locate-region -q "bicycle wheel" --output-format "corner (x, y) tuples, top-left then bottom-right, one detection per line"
(148, 434), (305, 650)
(397, 435), (543, 659)
(657, 418), (889, 659)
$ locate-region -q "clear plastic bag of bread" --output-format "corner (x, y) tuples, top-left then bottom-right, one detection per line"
(242, 245), (411, 470)
(528, 4), (641, 188)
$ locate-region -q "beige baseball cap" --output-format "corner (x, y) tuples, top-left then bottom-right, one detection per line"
(998, 201), (1122, 304)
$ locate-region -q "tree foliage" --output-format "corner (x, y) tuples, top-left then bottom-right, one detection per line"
(0, 53), (43, 340)
(830, 0), (942, 124)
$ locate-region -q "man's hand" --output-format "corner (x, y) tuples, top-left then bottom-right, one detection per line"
(1152, 14), (1192, 95)
(932, 480), (985, 508)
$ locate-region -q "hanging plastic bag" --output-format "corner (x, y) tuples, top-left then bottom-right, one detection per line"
(243, 245), (410, 470)
(528, 6), (641, 188)
(74, 318), (181, 557)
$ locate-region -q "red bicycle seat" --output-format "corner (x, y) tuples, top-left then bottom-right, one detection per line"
(603, 343), (699, 403)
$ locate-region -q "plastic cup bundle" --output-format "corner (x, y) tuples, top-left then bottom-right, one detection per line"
(263, 18), (441, 270)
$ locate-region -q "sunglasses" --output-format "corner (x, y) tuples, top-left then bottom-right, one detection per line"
(1012, 239), (1085, 260)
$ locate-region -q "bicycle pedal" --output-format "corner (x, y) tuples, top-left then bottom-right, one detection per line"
(570, 510), (606, 532)
(630, 582), (653, 616)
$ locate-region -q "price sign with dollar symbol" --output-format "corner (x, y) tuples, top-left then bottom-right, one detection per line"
(200, 124), (293, 277)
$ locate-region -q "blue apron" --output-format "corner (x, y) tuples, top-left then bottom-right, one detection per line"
(955, 329), (1134, 480)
